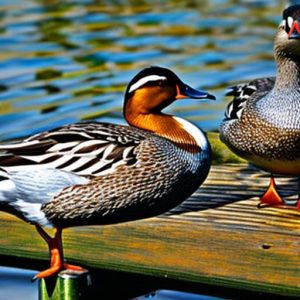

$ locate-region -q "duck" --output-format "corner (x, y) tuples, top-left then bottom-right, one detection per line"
(220, 5), (300, 209)
(0, 66), (215, 280)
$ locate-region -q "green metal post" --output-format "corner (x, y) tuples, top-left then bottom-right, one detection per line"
(39, 270), (91, 300)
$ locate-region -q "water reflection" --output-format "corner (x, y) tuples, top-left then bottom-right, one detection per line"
(0, 0), (284, 141)
(0, 266), (38, 300)
(135, 289), (224, 300)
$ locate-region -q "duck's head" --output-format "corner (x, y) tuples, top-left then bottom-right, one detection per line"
(123, 66), (215, 120)
(275, 5), (300, 59)
(123, 66), (215, 152)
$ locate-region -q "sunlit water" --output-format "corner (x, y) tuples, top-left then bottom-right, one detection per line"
(0, 0), (287, 299)
(0, 0), (284, 142)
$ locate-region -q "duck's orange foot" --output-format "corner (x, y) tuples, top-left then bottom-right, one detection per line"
(32, 226), (85, 282)
(258, 177), (300, 210)
(63, 263), (85, 272)
(257, 176), (284, 208)
(32, 263), (85, 281)
(32, 264), (85, 281)
(31, 265), (61, 282)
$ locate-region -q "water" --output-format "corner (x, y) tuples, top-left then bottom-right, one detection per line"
(0, 266), (38, 300)
(136, 290), (223, 300)
(0, 0), (283, 142)
(0, 0), (287, 299)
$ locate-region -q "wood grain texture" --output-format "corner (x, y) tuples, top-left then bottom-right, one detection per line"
(0, 164), (300, 296)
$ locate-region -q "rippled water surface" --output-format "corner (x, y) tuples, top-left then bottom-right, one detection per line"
(0, 0), (285, 142)
(0, 0), (288, 299)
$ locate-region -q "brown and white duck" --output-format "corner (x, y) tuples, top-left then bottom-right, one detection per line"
(220, 5), (300, 208)
(0, 66), (215, 280)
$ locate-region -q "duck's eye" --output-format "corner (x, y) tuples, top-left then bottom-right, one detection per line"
(145, 80), (166, 88)
(279, 19), (286, 30)
(157, 80), (166, 87)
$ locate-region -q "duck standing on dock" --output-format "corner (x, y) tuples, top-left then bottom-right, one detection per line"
(220, 5), (300, 208)
(0, 66), (215, 280)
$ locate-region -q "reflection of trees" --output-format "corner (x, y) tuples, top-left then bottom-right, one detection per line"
(35, 1), (78, 50)
(39, 17), (78, 50)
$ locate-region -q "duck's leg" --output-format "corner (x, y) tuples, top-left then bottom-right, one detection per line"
(297, 177), (300, 210)
(258, 175), (284, 208)
(32, 225), (84, 281)
(32, 225), (64, 281)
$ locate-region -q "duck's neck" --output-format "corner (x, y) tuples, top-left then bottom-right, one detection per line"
(274, 53), (300, 90)
(257, 52), (300, 128)
(126, 112), (204, 153)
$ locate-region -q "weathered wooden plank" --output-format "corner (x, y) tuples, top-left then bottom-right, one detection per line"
(0, 164), (300, 297)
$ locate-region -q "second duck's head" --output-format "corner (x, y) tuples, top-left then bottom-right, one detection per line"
(275, 5), (300, 59)
(123, 66), (215, 120)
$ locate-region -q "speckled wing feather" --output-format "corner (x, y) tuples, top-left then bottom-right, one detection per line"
(0, 122), (147, 177)
(224, 77), (275, 120)
(0, 122), (152, 225)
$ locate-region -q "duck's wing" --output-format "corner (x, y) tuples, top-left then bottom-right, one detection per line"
(0, 122), (145, 178)
(224, 77), (275, 120)
(0, 122), (149, 225)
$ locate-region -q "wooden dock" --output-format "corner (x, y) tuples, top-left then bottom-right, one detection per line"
(0, 164), (300, 298)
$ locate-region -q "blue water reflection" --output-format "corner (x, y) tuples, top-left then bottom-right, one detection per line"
(0, 266), (38, 300)
(136, 289), (224, 300)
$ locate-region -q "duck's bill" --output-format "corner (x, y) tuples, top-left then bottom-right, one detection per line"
(288, 20), (300, 39)
(176, 84), (216, 100)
